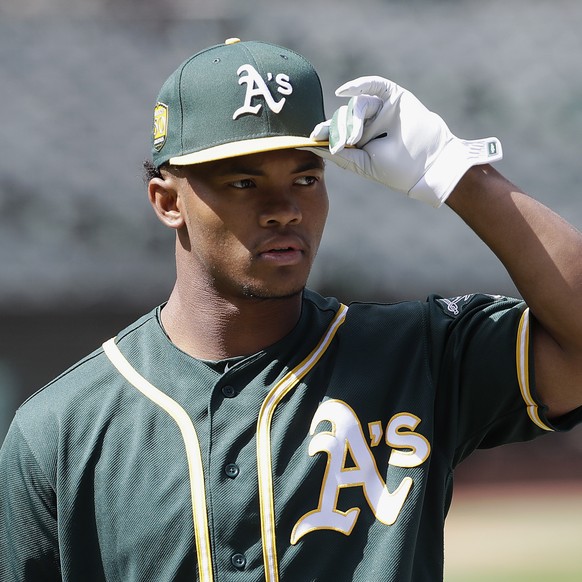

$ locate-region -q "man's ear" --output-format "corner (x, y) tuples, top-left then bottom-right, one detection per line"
(148, 176), (184, 230)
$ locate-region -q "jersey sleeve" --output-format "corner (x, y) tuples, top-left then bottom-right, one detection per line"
(426, 294), (582, 466)
(0, 416), (61, 581)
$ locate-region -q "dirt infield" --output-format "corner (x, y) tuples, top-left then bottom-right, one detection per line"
(444, 481), (582, 581)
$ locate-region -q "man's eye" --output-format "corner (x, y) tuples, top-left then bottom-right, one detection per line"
(231, 178), (255, 189)
(295, 176), (318, 186)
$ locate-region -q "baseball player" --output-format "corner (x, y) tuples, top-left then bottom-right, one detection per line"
(1, 38), (582, 581)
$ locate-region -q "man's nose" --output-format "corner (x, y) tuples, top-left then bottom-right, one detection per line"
(258, 190), (302, 227)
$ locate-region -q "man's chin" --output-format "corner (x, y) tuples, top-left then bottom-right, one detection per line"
(241, 284), (305, 302)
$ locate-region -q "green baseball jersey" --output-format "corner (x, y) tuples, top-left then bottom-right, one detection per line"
(1, 290), (580, 581)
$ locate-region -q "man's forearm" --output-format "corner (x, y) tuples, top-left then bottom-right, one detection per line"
(447, 164), (582, 344)
(447, 164), (582, 415)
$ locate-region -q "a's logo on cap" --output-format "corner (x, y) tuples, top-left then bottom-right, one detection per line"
(233, 64), (293, 120)
(153, 102), (168, 151)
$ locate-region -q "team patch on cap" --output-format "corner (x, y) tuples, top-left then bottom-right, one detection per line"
(153, 102), (168, 152)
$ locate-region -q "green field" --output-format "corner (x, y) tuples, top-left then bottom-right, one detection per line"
(444, 482), (582, 581)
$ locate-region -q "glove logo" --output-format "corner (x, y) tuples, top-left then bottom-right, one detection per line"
(233, 64), (293, 120)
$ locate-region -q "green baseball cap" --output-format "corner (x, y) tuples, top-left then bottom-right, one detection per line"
(151, 38), (328, 167)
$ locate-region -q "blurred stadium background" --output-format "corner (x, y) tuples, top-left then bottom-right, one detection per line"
(1, 0), (582, 577)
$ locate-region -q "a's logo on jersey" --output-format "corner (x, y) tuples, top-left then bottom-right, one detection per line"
(232, 64), (293, 120)
(153, 102), (168, 151)
(291, 400), (431, 544)
(436, 295), (474, 317)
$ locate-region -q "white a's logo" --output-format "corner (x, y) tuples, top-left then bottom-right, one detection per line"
(232, 64), (293, 120)
(291, 400), (431, 544)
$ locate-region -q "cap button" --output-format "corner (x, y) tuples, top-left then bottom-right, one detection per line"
(225, 38), (241, 45)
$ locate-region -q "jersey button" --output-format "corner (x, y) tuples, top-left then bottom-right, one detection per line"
(231, 553), (247, 570)
(224, 463), (240, 478)
(221, 385), (236, 398)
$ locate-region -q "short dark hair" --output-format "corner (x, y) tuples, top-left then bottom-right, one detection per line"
(142, 159), (163, 184)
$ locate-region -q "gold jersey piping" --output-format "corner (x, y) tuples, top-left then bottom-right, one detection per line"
(102, 337), (214, 582)
(256, 303), (349, 582)
(516, 308), (553, 432)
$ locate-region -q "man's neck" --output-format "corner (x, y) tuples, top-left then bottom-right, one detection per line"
(160, 284), (303, 361)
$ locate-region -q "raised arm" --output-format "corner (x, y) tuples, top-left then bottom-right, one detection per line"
(447, 165), (582, 417)
(309, 75), (582, 418)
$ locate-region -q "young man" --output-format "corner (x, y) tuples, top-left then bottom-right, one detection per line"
(1, 38), (581, 581)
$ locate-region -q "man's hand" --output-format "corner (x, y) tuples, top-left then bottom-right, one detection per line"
(308, 76), (502, 207)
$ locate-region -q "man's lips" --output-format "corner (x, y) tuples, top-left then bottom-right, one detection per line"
(256, 235), (306, 254)
(255, 236), (307, 265)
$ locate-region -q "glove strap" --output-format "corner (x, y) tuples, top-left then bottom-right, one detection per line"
(409, 137), (503, 208)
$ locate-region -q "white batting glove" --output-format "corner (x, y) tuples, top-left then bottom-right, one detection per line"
(309, 76), (503, 208)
